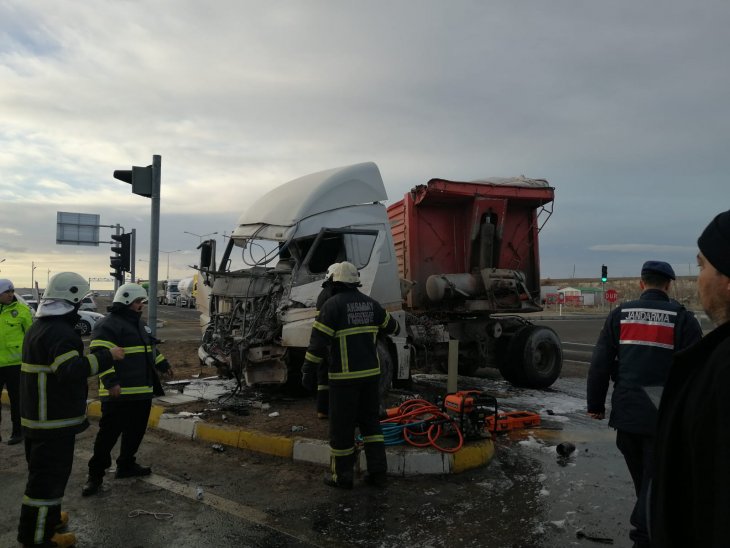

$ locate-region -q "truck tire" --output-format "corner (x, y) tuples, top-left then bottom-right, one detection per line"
(501, 325), (562, 388)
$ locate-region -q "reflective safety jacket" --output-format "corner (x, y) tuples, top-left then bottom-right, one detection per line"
(90, 304), (170, 401)
(305, 286), (400, 384)
(0, 298), (33, 367)
(587, 288), (703, 434)
(20, 312), (115, 439)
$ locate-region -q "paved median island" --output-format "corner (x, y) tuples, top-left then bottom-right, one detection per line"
(81, 395), (495, 476)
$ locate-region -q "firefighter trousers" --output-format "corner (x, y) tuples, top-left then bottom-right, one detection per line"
(316, 358), (329, 417)
(88, 399), (152, 478)
(329, 379), (386, 484)
(18, 435), (75, 546)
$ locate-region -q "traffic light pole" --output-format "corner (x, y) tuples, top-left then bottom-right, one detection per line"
(130, 228), (136, 284)
(147, 155), (161, 337)
(113, 154), (161, 337)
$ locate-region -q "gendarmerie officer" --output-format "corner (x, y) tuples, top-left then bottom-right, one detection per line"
(587, 260), (702, 548)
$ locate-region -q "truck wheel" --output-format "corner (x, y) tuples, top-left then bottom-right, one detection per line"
(498, 328), (529, 385)
(503, 325), (562, 388)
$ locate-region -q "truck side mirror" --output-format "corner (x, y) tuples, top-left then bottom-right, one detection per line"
(198, 240), (216, 271)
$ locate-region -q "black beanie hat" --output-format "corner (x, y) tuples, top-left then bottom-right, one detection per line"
(698, 209), (730, 277)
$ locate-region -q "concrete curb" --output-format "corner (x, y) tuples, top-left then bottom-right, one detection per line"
(2, 391), (493, 475)
(81, 398), (494, 476)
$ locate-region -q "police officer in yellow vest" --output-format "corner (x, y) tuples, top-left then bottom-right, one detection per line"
(82, 283), (173, 497)
(0, 278), (32, 445)
(18, 272), (123, 548)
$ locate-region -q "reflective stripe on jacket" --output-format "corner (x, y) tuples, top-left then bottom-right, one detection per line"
(20, 313), (114, 439)
(90, 306), (169, 401)
(305, 286), (400, 383)
(587, 288), (703, 434)
(0, 299), (33, 366)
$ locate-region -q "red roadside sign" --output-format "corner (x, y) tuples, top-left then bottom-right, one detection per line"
(557, 293), (565, 304)
(605, 289), (618, 303)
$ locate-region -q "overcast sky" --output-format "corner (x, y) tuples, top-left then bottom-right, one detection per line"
(1, 1), (729, 289)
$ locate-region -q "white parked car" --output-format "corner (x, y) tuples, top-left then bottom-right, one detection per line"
(75, 310), (104, 336)
(15, 294), (104, 337)
(79, 295), (98, 312)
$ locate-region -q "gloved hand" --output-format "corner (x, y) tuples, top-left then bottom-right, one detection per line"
(301, 361), (317, 392)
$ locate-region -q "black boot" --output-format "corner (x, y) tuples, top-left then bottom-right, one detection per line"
(323, 472), (353, 489)
(82, 476), (103, 497)
(7, 431), (23, 445)
(116, 463), (151, 478)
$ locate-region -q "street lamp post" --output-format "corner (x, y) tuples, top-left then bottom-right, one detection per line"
(183, 230), (218, 244)
(31, 261), (37, 290)
(160, 250), (182, 281)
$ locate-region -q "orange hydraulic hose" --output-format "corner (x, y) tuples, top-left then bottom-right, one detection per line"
(381, 399), (464, 453)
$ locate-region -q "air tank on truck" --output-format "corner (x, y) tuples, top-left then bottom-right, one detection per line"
(195, 162), (562, 394)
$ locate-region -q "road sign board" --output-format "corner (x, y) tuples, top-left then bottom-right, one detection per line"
(557, 293), (565, 304)
(605, 289), (618, 303)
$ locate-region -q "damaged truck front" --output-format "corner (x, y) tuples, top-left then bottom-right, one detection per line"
(195, 162), (408, 392)
(196, 161), (562, 392)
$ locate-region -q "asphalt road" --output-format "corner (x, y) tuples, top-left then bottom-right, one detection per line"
(0, 312), (647, 547)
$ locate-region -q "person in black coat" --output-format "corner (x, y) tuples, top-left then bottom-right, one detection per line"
(82, 283), (172, 497)
(651, 209), (730, 547)
(17, 272), (123, 548)
(587, 260), (702, 548)
(301, 262), (400, 489)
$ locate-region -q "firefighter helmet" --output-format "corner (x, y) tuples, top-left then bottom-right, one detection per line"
(43, 272), (90, 303)
(113, 283), (148, 305)
(332, 261), (361, 285)
(326, 262), (340, 280)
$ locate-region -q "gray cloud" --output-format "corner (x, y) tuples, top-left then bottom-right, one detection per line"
(1, 0), (729, 285)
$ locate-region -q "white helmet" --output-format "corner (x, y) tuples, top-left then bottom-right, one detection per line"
(114, 283), (148, 305)
(332, 261), (361, 285)
(326, 262), (340, 280)
(44, 272), (90, 303)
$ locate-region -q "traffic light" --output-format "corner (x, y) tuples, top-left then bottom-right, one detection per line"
(110, 233), (131, 272)
(601, 264), (608, 283)
(114, 165), (153, 197)
(109, 260), (124, 282)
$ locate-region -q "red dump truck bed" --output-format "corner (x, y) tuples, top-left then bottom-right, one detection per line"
(387, 176), (555, 310)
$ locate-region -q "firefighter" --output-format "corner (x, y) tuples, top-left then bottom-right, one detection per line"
(313, 262), (339, 419)
(82, 283), (173, 497)
(302, 261), (400, 488)
(0, 278), (33, 445)
(17, 272), (123, 548)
